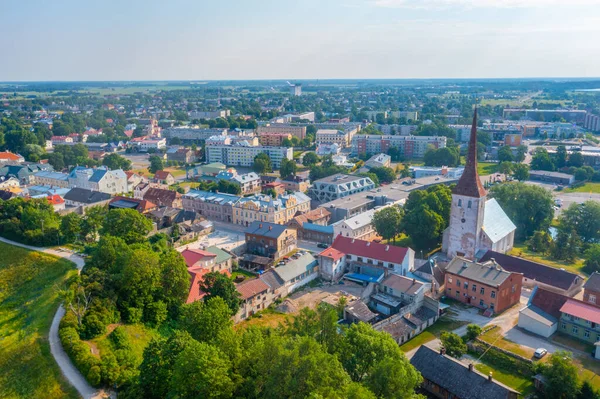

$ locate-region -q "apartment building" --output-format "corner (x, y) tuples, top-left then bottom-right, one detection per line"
(351, 135), (447, 158)
(206, 144), (293, 168)
(205, 134), (259, 147)
(162, 127), (228, 143)
(390, 111), (419, 121)
(257, 124), (306, 139)
(316, 129), (351, 148)
(259, 132), (292, 146)
(33, 171), (70, 188)
(181, 189), (240, 223)
(308, 173), (376, 202)
(188, 110), (231, 119)
(332, 209), (378, 241)
(585, 113), (600, 132)
(232, 192), (311, 226)
(68, 166), (128, 194)
(231, 172), (261, 195)
(245, 221), (297, 259)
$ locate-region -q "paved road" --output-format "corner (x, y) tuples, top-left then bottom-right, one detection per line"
(0, 237), (108, 399)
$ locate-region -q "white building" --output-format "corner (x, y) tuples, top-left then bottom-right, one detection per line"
(68, 166), (128, 195)
(206, 144), (293, 168)
(441, 110), (515, 260)
(316, 129), (351, 148)
(351, 135), (446, 158)
(308, 173), (376, 203)
(332, 209), (379, 241)
(188, 110), (230, 119)
(162, 127), (228, 142)
(410, 166), (465, 179)
(128, 137), (167, 152)
(316, 143), (341, 156)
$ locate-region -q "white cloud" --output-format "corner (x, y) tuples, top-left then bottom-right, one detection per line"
(373, 0), (599, 8)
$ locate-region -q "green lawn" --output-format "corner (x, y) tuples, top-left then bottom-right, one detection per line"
(477, 162), (498, 176)
(400, 315), (469, 353)
(88, 323), (160, 362)
(474, 362), (535, 395)
(509, 243), (585, 275)
(479, 326), (535, 358)
(563, 183), (600, 194)
(0, 242), (79, 399)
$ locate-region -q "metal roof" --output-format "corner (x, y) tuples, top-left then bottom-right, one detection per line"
(482, 198), (516, 244)
(273, 254), (317, 282)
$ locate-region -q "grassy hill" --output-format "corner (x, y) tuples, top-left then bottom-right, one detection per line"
(0, 242), (78, 398)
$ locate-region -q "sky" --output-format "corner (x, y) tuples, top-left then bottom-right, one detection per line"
(1, 0), (600, 81)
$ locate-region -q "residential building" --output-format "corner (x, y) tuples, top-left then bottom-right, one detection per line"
(46, 194), (66, 211)
(315, 143), (341, 156)
(390, 111), (419, 121)
(0, 177), (20, 190)
(518, 287), (568, 338)
(206, 144), (293, 168)
(281, 175), (310, 193)
(375, 124), (417, 136)
(0, 152), (24, 164)
(290, 83), (302, 96)
(295, 223), (334, 244)
(182, 190), (240, 223)
(166, 147), (196, 163)
(371, 274), (428, 315)
(332, 208), (378, 241)
(68, 166), (128, 194)
(125, 171), (147, 192)
(259, 132), (292, 146)
(413, 259), (445, 298)
(206, 134), (259, 147)
(27, 185), (70, 198)
(442, 110), (515, 260)
(444, 257), (523, 314)
(271, 112), (315, 123)
(163, 126), (228, 143)
(0, 163), (53, 185)
(188, 110), (231, 119)
(308, 173), (375, 203)
(63, 188), (112, 208)
(410, 346), (520, 399)
(351, 135), (447, 158)
(410, 166), (464, 179)
(232, 192), (310, 226)
(182, 247), (232, 303)
(585, 113), (600, 132)
(583, 273), (600, 306)
(235, 278), (273, 322)
(270, 253), (319, 293)
(316, 129), (351, 147)
(504, 133), (522, 147)
(127, 137), (167, 152)
(231, 172), (261, 195)
(287, 207), (331, 230)
(372, 296), (441, 344)
(479, 251), (584, 297)
(364, 153), (391, 169)
(108, 196), (157, 213)
(366, 111), (387, 120)
(503, 108), (587, 123)
(51, 136), (74, 144)
(257, 124), (306, 140)
(152, 170), (176, 186)
(263, 181), (286, 196)
(528, 170), (575, 186)
(245, 221), (297, 259)
(143, 187), (182, 208)
(318, 235), (415, 282)
(32, 171), (70, 188)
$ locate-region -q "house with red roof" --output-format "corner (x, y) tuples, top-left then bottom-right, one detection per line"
(46, 194), (65, 211)
(181, 247), (233, 303)
(152, 170), (175, 186)
(235, 278), (273, 322)
(0, 151), (25, 164)
(317, 235), (414, 282)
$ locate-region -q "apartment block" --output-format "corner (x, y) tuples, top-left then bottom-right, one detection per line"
(257, 124), (306, 139)
(351, 135), (446, 158)
(259, 132), (292, 146)
(206, 144), (293, 168)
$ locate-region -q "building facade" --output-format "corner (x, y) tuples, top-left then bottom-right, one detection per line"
(245, 221), (297, 259)
(308, 174), (375, 203)
(206, 144), (293, 168)
(232, 192), (311, 226)
(351, 135), (447, 158)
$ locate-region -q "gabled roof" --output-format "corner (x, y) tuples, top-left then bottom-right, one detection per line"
(410, 346), (520, 399)
(584, 272), (600, 293)
(236, 278), (270, 300)
(143, 187), (180, 206)
(63, 188), (111, 204)
(445, 257), (517, 287)
(154, 170), (173, 180)
(318, 246), (345, 261)
(260, 270), (284, 291)
(561, 299), (600, 325)
(530, 287), (568, 319)
(246, 221), (289, 239)
(181, 248), (217, 268)
(480, 251), (580, 291)
(382, 273), (425, 295)
(46, 194), (65, 205)
(291, 208), (331, 225)
(109, 196), (156, 212)
(482, 199), (516, 244)
(328, 235), (409, 264)
(204, 246), (232, 264)
(0, 152), (23, 161)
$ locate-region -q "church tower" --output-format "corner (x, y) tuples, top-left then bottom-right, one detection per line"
(444, 108), (487, 260)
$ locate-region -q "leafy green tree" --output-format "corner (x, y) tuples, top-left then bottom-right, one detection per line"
(497, 161), (513, 176)
(118, 249), (161, 319)
(159, 250), (190, 309)
(285, 304), (340, 353)
(497, 146), (514, 163)
(199, 272), (241, 314)
(514, 145), (527, 163)
(568, 151), (584, 168)
(302, 152), (320, 167)
(103, 153), (132, 171)
(578, 381), (600, 399)
(364, 356), (422, 399)
(423, 146), (460, 167)
(170, 340), (235, 399)
(584, 244), (600, 274)
(555, 145), (568, 168)
(179, 297), (233, 343)
(372, 206), (403, 242)
(101, 208), (153, 244)
(440, 331), (467, 358)
(551, 229), (581, 263)
(490, 182), (554, 240)
(148, 155), (164, 174)
(369, 166), (397, 184)
(511, 163), (530, 181)
(252, 153), (272, 173)
(279, 158), (297, 179)
(81, 205), (107, 242)
(22, 143), (45, 162)
(559, 201), (600, 244)
(527, 230), (553, 254)
(402, 203), (444, 250)
(60, 212), (83, 243)
(531, 147), (555, 171)
(541, 351), (580, 399)
(466, 324), (482, 341)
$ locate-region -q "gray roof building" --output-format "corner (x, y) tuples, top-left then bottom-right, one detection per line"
(445, 257), (514, 288)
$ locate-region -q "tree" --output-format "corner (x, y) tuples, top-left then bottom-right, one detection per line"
(527, 230), (553, 254)
(80, 205), (107, 242)
(364, 356), (422, 399)
(531, 147), (555, 171)
(568, 151), (584, 168)
(103, 153), (132, 171)
(179, 297), (233, 344)
(372, 206), (403, 242)
(423, 146), (460, 167)
(497, 161), (513, 176)
(551, 229), (580, 263)
(584, 244), (600, 274)
(170, 340), (235, 399)
(118, 249), (161, 319)
(541, 351), (580, 399)
(302, 152), (320, 167)
(465, 324), (482, 341)
(279, 158), (297, 179)
(514, 145), (527, 163)
(60, 212), (82, 243)
(497, 146), (514, 163)
(252, 153), (272, 174)
(490, 183), (554, 240)
(369, 166), (396, 184)
(159, 250), (191, 310)
(401, 203), (444, 250)
(578, 381), (600, 399)
(511, 163), (530, 181)
(101, 208), (153, 244)
(199, 272), (241, 314)
(440, 331), (467, 358)
(148, 155), (164, 174)
(559, 201), (600, 244)
(555, 145), (568, 168)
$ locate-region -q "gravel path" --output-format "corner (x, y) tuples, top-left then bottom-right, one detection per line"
(0, 236), (109, 399)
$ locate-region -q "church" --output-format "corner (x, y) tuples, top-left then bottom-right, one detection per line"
(441, 109), (516, 260)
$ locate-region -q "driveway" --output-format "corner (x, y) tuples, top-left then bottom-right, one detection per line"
(0, 236), (109, 399)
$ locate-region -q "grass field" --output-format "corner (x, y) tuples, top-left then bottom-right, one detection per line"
(474, 362), (535, 395)
(479, 326), (535, 359)
(0, 243), (79, 399)
(88, 323), (160, 362)
(509, 243), (585, 275)
(477, 162), (498, 176)
(399, 315), (469, 353)
(564, 182), (600, 194)
(234, 308), (291, 330)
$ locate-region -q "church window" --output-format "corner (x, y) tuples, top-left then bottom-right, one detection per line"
(458, 199), (462, 207)
(468, 201), (472, 209)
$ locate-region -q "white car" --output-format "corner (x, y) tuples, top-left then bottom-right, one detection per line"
(534, 348), (548, 358)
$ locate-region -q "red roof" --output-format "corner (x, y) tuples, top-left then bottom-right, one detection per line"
(453, 108), (486, 198)
(186, 268), (230, 303)
(124, 130), (134, 138)
(0, 152), (23, 161)
(181, 248), (217, 268)
(109, 196), (156, 213)
(328, 235), (408, 264)
(154, 170), (172, 180)
(236, 278), (270, 300)
(318, 247), (345, 261)
(560, 299), (600, 324)
(46, 194), (65, 205)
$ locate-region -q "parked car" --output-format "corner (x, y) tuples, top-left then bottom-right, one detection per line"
(317, 243), (329, 248)
(534, 348), (548, 358)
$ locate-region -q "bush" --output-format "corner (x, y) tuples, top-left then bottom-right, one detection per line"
(466, 324), (482, 341)
(60, 310), (80, 331)
(109, 326), (132, 350)
(144, 301), (168, 327)
(81, 313), (107, 339)
(125, 307), (143, 324)
(59, 326), (102, 386)
(470, 342), (533, 376)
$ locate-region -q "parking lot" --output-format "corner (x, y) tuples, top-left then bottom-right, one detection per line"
(176, 228), (245, 252)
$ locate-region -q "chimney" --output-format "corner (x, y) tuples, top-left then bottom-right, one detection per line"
(440, 348), (446, 356)
(468, 363), (474, 372)
(385, 245), (389, 251)
(488, 372), (493, 382)
(269, 226), (272, 231)
(259, 223), (262, 228)
(412, 278), (416, 285)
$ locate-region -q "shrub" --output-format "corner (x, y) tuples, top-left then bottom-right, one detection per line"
(59, 326), (102, 386)
(81, 313), (107, 339)
(144, 301), (168, 327)
(466, 324), (482, 341)
(125, 307), (143, 324)
(109, 326), (132, 350)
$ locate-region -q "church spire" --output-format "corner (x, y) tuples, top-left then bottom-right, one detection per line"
(453, 108), (486, 198)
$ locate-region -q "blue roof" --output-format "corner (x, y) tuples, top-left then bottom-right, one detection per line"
(302, 222), (334, 234)
(344, 273), (382, 284)
(89, 168), (107, 183)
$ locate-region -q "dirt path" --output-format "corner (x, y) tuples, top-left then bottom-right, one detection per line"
(0, 236), (109, 399)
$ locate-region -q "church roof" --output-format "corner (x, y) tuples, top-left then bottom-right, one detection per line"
(453, 109), (487, 198)
(482, 198), (516, 243)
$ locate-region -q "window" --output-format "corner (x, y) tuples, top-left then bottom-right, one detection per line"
(480, 287), (485, 295)
(491, 291), (496, 298)
(512, 285), (516, 293)
(585, 330), (590, 338)
(357, 257), (363, 262)
(458, 199), (462, 207)
(573, 326), (579, 334)
(561, 322), (567, 330)
(456, 279), (460, 287)
(464, 282), (468, 289)
(455, 291), (460, 298)
(479, 299), (485, 306)
(472, 284), (477, 292)
(590, 294), (597, 304)
(468, 201), (472, 209)
(448, 277), (453, 284)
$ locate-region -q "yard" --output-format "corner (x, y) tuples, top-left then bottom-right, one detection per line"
(564, 182), (600, 194)
(474, 361), (535, 395)
(479, 326), (535, 359)
(509, 243), (585, 275)
(399, 314), (469, 353)
(234, 308), (291, 330)
(0, 242), (79, 399)
(477, 162), (498, 176)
